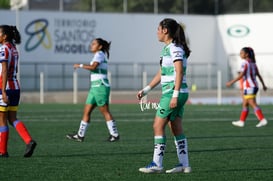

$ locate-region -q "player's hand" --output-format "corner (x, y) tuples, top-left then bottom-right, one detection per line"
(2, 91), (8, 104)
(170, 97), (178, 109)
(263, 85), (267, 91)
(73, 64), (80, 69)
(226, 81), (232, 87)
(137, 90), (144, 100)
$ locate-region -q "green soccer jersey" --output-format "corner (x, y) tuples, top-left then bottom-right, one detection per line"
(90, 51), (109, 87)
(160, 43), (188, 94)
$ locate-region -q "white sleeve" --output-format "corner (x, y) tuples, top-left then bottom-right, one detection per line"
(92, 51), (105, 64)
(240, 61), (247, 73)
(170, 46), (184, 62)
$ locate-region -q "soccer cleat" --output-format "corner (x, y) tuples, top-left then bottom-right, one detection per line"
(256, 119), (268, 128)
(66, 133), (84, 142)
(0, 152), (9, 158)
(232, 120), (245, 127)
(24, 140), (37, 157)
(139, 161), (163, 173)
(166, 164), (191, 174)
(107, 135), (120, 142)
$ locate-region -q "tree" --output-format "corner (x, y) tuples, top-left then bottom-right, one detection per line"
(8, 0), (272, 14)
(0, 0), (10, 9)
(127, 0), (154, 13)
(188, 0), (216, 15)
(158, 0), (184, 14)
(96, 0), (123, 12)
(254, 0), (273, 12)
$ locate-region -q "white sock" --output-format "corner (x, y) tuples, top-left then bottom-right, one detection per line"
(153, 143), (166, 167)
(175, 138), (189, 167)
(106, 120), (118, 137)
(152, 136), (166, 167)
(77, 120), (89, 137)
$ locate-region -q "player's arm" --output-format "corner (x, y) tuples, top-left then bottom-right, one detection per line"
(73, 62), (99, 70)
(1, 61), (8, 103)
(226, 71), (244, 87)
(148, 69), (161, 89)
(173, 60), (183, 91)
(170, 59), (183, 108)
(137, 69), (161, 100)
(256, 67), (267, 91)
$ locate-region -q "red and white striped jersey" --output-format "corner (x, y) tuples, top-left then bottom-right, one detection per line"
(239, 59), (259, 89)
(0, 42), (20, 90)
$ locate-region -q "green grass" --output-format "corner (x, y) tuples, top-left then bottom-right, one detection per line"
(1, 103), (273, 181)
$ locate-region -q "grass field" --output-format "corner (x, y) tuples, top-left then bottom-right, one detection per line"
(1, 103), (273, 181)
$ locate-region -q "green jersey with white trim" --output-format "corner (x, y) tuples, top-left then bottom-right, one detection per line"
(90, 51), (109, 87)
(160, 43), (188, 94)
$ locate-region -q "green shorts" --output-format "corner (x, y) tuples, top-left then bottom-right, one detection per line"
(85, 85), (110, 106)
(156, 92), (188, 121)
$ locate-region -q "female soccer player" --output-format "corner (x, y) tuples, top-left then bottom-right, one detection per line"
(0, 25), (37, 157)
(137, 18), (191, 174)
(226, 47), (268, 128)
(66, 38), (119, 142)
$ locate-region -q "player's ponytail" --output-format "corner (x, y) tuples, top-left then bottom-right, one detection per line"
(11, 26), (21, 45)
(242, 47), (256, 63)
(96, 38), (111, 58)
(248, 47), (256, 63)
(159, 18), (191, 58)
(174, 24), (191, 58)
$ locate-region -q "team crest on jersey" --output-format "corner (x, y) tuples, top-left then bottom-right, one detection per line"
(0, 51), (5, 59)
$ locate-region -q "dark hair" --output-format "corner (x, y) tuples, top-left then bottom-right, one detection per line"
(0, 25), (21, 45)
(242, 47), (256, 63)
(95, 38), (111, 58)
(159, 18), (191, 58)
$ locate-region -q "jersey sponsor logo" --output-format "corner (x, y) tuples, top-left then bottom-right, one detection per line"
(173, 51), (182, 58)
(25, 19), (52, 52)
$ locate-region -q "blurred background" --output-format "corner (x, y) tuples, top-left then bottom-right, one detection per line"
(6, 0), (273, 14)
(1, 0), (273, 104)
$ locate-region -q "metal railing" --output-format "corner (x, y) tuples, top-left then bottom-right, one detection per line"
(19, 61), (218, 91)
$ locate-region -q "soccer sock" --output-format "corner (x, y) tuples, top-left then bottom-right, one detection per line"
(13, 120), (32, 144)
(240, 108), (249, 121)
(152, 136), (166, 167)
(77, 120), (89, 137)
(254, 107), (265, 120)
(174, 134), (189, 167)
(0, 126), (9, 154)
(106, 120), (119, 137)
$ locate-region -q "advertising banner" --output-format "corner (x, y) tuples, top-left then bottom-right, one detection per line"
(8, 11), (214, 65)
